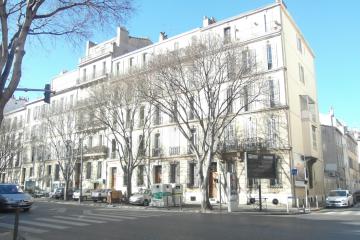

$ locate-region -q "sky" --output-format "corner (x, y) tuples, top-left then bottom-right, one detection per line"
(19, 0), (360, 128)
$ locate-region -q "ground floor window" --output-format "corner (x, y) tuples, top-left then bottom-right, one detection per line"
(137, 165), (145, 186)
(169, 163), (180, 184)
(154, 165), (162, 184)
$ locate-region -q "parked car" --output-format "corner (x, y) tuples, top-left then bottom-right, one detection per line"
(0, 183), (34, 212)
(129, 189), (151, 206)
(326, 189), (354, 208)
(53, 187), (74, 200)
(73, 189), (93, 201)
(91, 189), (111, 202)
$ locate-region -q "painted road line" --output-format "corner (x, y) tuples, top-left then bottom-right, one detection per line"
(54, 216), (106, 223)
(20, 220), (68, 230)
(0, 223), (47, 234)
(35, 218), (89, 226)
(85, 213), (137, 220)
(70, 215), (123, 222)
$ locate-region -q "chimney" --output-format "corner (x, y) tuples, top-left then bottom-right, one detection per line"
(85, 41), (96, 56)
(117, 27), (129, 46)
(202, 16), (216, 27)
(159, 32), (168, 42)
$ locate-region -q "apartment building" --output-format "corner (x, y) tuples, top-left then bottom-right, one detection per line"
(2, 1), (325, 205)
(320, 112), (360, 194)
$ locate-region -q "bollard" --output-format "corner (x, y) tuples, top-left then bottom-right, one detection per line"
(13, 207), (20, 240)
(316, 195), (319, 209)
(286, 198), (289, 213)
(296, 198), (299, 209)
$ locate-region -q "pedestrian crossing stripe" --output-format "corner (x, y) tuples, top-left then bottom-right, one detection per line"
(70, 214), (123, 222)
(54, 215), (106, 223)
(321, 211), (360, 215)
(35, 218), (89, 226)
(85, 212), (137, 220)
(19, 220), (68, 230)
(0, 223), (47, 234)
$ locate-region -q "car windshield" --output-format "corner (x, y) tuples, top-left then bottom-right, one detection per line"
(0, 185), (24, 194)
(329, 191), (346, 197)
(137, 189), (149, 194)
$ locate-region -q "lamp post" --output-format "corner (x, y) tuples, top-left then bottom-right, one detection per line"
(79, 138), (83, 204)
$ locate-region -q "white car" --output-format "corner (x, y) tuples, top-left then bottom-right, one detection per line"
(326, 190), (354, 208)
(129, 189), (151, 206)
(73, 189), (92, 201)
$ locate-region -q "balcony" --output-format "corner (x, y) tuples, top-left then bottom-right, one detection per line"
(239, 137), (266, 152)
(152, 148), (162, 157)
(83, 145), (108, 158)
(221, 139), (239, 152)
(169, 146), (180, 156)
(77, 72), (108, 86)
(77, 120), (104, 131)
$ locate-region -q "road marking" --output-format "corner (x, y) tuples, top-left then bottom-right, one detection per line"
(85, 213), (137, 220)
(20, 220), (68, 230)
(0, 223), (47, 234)
(35, 218), (89, 226)
(70, 215), (123, 222)
(54, 216), (106, 223)
(96, 212), (166, 218)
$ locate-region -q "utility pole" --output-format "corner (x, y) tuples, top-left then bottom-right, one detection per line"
(79, 138), (83, 204)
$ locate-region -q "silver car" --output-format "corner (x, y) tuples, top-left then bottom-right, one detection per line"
(129, 189), (151, 206)
(326, 189), (354, 208)
(0, 184), (34, 211)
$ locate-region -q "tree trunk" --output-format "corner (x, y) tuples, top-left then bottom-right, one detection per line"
(126, 171), (133, 201)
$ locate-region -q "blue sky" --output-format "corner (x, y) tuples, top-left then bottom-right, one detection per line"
(19, 0), (360, 127)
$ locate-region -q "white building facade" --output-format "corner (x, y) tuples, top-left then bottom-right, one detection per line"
(2, 1), (325, 206)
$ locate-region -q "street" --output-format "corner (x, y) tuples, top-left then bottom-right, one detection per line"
(1, 202), (360, 240)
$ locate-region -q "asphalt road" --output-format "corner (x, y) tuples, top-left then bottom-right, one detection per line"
(0, 202), (359, 240)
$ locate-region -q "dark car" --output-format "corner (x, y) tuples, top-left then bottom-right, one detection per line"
(53, 187), (74, 200)
(0, 184), (34, 211)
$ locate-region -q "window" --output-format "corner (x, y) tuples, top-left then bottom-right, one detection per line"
(224, 27), (231, 43)
(227, 88), (233, 113)
(55, 165), (60, 181)
(47, 165), (52, 176)
(268, 78), (279, 108)
(142, 53), (148, 66)
(153, 133), (161, 156)
(137, 165), (145, 186)
(312, 125), (317, 149)
(98, 135), (103, 146)
(111, 139), (116, 152)
(266, 43), (273, 70)
(86, 162), (92, 179)
(267, 115), (279, 148)
(264, 14), (267, 32)
(97, 161), (102, 179)
(270, 158), (282, 187)
(139, 106), (145, 127)
(170, 101), (177, 123)
(69, 95), (74, 108)
(129, 57), (134, 68)
(126, 109), (131, 128)
(242, 50), (251, 73)
(169, 163), (179, 184)
(187, 162), (197, 187)
(88, 136), (93, 148)
(29, 167), (33, 177)
(102, 61), (106, 75)
(138, 135), (145, 156)
(298, 63), (304, 83)
(248, 178), (258, 189)
(242, 86), (249, 111)
(153, 105), (161, 125)
(92, 65), (96, 78)
(82, 68), (87, 82)
(297, 36), (303, 53)
(116, 62), (120, 76)
(188, 128), (197, 153)
(154, 165), (162, 183)
(189, 97), (195, 120)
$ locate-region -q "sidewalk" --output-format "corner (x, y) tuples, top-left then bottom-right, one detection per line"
(35, 197), (318, 215)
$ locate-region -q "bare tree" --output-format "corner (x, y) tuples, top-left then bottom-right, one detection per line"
(45, 103), (86, 200)
(0, 116), (23, 175)
(88, 75), (152, 199)
(0, 0), (134, 124)
(140, 36), (265, 211)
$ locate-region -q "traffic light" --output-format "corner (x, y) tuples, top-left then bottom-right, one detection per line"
(44, 84), (51, 104)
